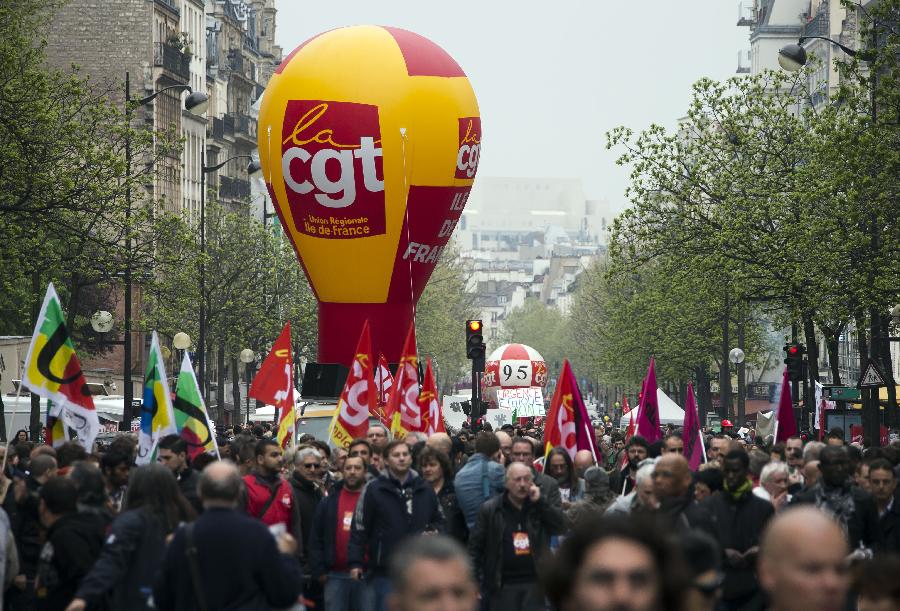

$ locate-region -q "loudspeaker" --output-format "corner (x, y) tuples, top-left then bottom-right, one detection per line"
(301, 363), (350, 400)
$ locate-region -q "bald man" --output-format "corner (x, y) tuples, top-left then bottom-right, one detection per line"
(495, 431), (512, 465)
(758, 507), (849, 611)
(573, 450), (595, 477)
(425, 432), (452, 457)
(469, 462), (566, 611)
(653, 453), (713, 533)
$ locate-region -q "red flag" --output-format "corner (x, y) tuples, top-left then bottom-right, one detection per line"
(386, 324), (420, 438)
(681, 383), (704, 470)
(544, 360), (580, 460)
(418, 359), (445, 436)
(249, 322), (295, 448)
(775, 367), (797, 442)
(373, 353), (394, 429)
(328, 321), (376, 449)
(636, 357), (662, 443)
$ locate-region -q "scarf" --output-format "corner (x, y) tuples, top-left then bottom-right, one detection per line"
(725, 478), (753, 501)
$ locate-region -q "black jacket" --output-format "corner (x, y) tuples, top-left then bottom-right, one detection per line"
(35, 512), (107, 611)
(11, 475), (43, 577)
(609, 466), (636, 497)
(153, 507), (304, 611)
(533, 470), (564, 513)
(704, 489), (774, 602)
(75, 508), (174, 611)
(436, 481), (468, 543)
(308, 481), (358, 578)
(792, 481), (881, 549)
(878, 497), (900, 554)
(657, 493), (715, 535)
(468, 493), (567, 595)
(176, 468), (202, 515)
(289, 472), (324, 558)
(348, 471), (444, 576)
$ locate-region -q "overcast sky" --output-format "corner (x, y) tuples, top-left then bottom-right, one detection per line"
(274, 0), (748, 209)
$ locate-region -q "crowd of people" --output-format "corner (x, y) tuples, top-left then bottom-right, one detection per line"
(0, 420), (898, 611)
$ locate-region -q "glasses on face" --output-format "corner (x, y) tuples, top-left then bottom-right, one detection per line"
(303, 463), (321, 470)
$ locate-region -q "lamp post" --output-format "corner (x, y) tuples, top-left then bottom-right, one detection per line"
(122, 72), (208, 430)
(240, 348), (255, 425)
(729, 347), (746, 426)
(173, 331), (191, 368)
(197, 154), (261, 405)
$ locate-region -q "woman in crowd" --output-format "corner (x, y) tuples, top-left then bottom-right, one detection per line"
(65, 464), (195, 611)
(546, 447), (584, 508)
(418, 447), (468, 541)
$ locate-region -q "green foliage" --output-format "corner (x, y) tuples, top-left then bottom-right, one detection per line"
(500, 299), (571, 372)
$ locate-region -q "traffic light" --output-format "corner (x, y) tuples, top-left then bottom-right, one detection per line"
(466, 320), (485, 361)
(784, 343), (806, 382)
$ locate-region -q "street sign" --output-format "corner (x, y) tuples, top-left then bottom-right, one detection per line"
(857, 362), (886, 388)
(824, 386), (861, 402)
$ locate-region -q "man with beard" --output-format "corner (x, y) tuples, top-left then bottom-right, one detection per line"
(610, 436), (649, 496)
(308, 456), (373, 611)
(792, 445), (881, 551)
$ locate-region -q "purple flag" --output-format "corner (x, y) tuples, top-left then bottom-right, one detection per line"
(637, 357), (662, 443)
(681, 382), (704, 470)
(776, 367), (797, 442)
(571, 364), (601, 464)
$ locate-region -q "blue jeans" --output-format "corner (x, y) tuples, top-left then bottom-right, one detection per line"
(324, 572), (375, 611)
(370, 576), (392, 611)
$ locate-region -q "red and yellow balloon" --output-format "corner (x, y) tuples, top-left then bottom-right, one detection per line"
(259, 25), (480, 365)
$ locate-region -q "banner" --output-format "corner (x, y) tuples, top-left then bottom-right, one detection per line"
(496, 387), (545, 417)
(418, 359), (445, 436)
(250, 322), (296, 448)
(329, 320), (377, 448)
(387, 324), (420, 438)
(22, 283), (99, 450)
(373, 352), (394, 429)
(137, 332), (177, 465)
(636, 357), (662, 443)
(681, 383), (704, 470)
(544, 360), (599, 462)
(174, 353), (218, 460)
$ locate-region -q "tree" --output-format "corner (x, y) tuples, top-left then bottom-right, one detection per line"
(500, 299), (571, 375)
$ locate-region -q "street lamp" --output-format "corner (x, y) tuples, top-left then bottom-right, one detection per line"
(197, 155), (262, 405)
(240, 348), (255, 425)
(778, 36), (866, 72)
(730, 347), (746, 426)
(122, 72), (208, 430)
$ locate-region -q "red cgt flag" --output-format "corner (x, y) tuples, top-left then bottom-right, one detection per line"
(249, 322), (295, 448)
(387, 324), (420, 438)
(328, 320), (377, 449)
(418, 359), (445, 436)
(544, 360), (580, 460)
(373, 352), (394, 429)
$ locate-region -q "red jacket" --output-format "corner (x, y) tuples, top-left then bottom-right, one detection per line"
(243, 473), (296, 531)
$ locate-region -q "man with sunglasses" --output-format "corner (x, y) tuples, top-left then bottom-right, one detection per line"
(289, 447), (327, 608)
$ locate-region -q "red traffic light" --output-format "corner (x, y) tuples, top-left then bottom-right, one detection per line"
(788, 346), (799, 355)
(468, 320), (482, 332)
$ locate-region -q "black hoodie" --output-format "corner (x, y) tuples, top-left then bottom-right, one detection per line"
(35, 511), (107, 611)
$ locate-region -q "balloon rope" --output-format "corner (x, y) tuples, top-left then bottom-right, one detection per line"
(400, 128), (417, 354)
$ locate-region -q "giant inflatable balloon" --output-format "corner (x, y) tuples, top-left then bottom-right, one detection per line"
(482, 343), (548, 408)
(258, 26), (480, 365)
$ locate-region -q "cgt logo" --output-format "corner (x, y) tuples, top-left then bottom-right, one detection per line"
(281, 101), (384, 209)
(455, 117), (481, 179)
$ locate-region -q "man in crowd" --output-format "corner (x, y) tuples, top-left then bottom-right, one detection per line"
(792, 445), (881, 551)
(308, 456), (372, 611)
(495, 431), (513, 466)
(567, 467), (616, 528)
(290, 447), (326, 557)
(707, 434), (732, 466)
(509, 437), (563, 511)
(704, 449), (774, 610)
(34, 477), (105, 611)
(867, 458), (900, 552)
(661, 433), (684, 455)
(242, 439), (301, 551)
(425, 432), (452, 458)
(607, 461), (657, 515)
(469, 462), (566, 611)
(387, 536), (478, 611)
(349, 438), (376, 480)
(156, 435), (201, 514)
(99, 447), (131, 513)
(367, 425), (389, 472)
(348, 439), (444, 611)
(544, 515), (687, 611)
(454, 432), (505, 531)
(754, 461), (791, 510)
(10, 453), (57, 610)
(154, 461), (304, 610)
(652, 453), (711, 532)
(757, 507), (850, 611)
(574, 450), (595, 477)
(610, 436), (649, 496)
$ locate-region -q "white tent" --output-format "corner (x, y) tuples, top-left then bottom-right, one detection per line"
(619, 388), (686, 429)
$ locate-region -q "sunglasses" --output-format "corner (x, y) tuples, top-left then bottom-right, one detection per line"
(302, 463), (321, 470)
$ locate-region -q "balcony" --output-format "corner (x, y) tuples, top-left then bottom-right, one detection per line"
(218, 176), (251, 200)
(736, 1), (755, 27)
(231, 113), (257, 140)
(154, 42), (190, 81)
(802, 9), (829, 39)
(154, 0), (179, 15)
(736, 49), (751, 74)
